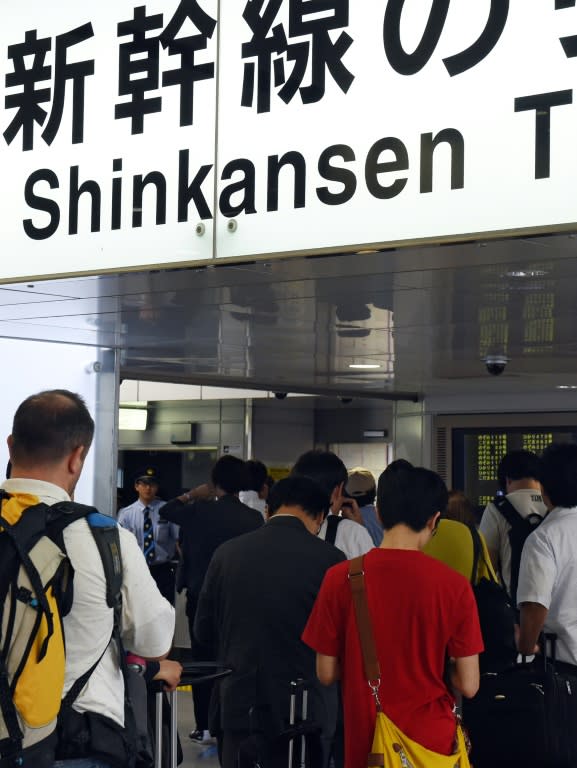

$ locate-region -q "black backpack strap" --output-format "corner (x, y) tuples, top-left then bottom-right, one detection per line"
(0, 659), (23, 756)
(325, 515), (342, 546)
(0, 513), (55, 662)
(493, 495), (527, 605)
(493, 495), (525, 532)
(61, 512), (123, 710)
(468, 524), (481, 585)
(468, 524), (498, 586)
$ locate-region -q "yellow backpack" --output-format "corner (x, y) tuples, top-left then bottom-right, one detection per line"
(0, 490), (121, 768)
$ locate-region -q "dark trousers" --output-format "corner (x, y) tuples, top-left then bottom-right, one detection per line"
(186, 595), (213, 733)
(149, 561), (176, 606)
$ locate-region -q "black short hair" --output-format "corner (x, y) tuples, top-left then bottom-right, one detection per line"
(244, 460), (268, 492)
(267, 476), (330, 520)
(497, 449), (540, 491)
(539, 443), (577, 508)
(11, 390), (94, 466)
(291, 450), (348, 496)
(377, 465), (448, 532)
(211, 455), (249, 495)
(386, 458), (414, 473)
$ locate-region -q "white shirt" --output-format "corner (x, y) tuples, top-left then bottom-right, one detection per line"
(239, 490), (267, 518)
(479, 488), (547, 595)
(517, 506), (577, 665)
(2, 478), (175, 727)
(117, 497), (179, 562)
(318, 514), (374, 559)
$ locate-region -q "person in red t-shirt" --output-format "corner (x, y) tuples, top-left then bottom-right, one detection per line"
(302, 465), (483, 768)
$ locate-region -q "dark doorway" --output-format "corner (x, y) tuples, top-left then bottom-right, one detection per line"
(118, 450), (184, 510)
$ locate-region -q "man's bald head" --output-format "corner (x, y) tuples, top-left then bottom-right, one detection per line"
(10, 389), (94, 468)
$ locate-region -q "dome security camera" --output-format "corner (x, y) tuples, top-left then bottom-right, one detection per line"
(274, 392), (288, 400)
(483, 355), (509, 376)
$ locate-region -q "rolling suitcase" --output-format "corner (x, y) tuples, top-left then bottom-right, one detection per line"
(241, 678), (322, 768)
(463, 636), (577, 767)
(152, 662), (232, 768)
(153, 689), (179, 768)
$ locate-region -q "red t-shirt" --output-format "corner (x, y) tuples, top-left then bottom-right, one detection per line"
(302, 548), (483, 768)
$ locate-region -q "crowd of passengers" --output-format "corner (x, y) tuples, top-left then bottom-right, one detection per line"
(114, 443), (576, 768)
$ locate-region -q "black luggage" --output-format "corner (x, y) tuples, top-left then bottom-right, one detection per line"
(463, 636), (577, 767)
(151, 662), (231, 768)
(153, 689), (179, 768)
(239, 679), (322, 768)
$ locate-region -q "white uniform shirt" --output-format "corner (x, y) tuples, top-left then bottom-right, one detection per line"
(318, 514), (374, 559)
(239, 490), (267, 518)
(517, 506), (577, 665)
(2, 478), (175, 727)
(479, 488), (547, 595)
(117, 498), (179, 562)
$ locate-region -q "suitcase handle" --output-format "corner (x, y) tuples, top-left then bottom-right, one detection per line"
(542, 632), (557, 669)
(155, 690), (178, 768)
(149, 661), (232, 692)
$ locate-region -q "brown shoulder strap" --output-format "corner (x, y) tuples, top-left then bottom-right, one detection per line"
(348, 555), (380, 684)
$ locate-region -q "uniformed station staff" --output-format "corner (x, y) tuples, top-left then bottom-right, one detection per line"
(118, 467), (179, 604)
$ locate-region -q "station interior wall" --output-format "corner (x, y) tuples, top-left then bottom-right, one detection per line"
(0, 340), (118, 514)
(118, 394), (395, 496)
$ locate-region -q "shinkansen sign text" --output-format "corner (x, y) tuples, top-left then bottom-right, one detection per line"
(1, 0), (577, 280)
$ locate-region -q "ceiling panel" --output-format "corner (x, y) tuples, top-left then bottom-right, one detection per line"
(1, 234), (577, 400)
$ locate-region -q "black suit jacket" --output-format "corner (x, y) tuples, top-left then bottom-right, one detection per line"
(194, 515), (346, 735)
(161, 494), (263, 601)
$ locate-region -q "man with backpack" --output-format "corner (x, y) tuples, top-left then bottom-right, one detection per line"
(479, 449), (547, 603)
(0, 389), (175, 768)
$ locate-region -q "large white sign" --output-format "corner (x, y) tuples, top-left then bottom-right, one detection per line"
(0, 0), (217, 280)
(216, 0), (577, 257)
(2, 0), (577, 280)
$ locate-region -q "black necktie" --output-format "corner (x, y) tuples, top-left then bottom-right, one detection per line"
(143, 506), (156, 564)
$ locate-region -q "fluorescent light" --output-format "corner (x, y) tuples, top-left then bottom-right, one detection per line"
(363, 429), (387, 438)
(349, 363), (382, 370)
(556, 385), (577, 391)
(505, 270), (548, 278)
(119, 407), (148, 431)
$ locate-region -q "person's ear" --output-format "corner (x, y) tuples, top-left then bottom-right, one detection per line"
(68, 445), (86, 476)
(331, 481), (344, 504)
(429, 511), (441, 533)
(6, 435), (14, 458)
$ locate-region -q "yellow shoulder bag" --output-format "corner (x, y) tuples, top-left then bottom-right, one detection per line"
(348, 556), (471, 768)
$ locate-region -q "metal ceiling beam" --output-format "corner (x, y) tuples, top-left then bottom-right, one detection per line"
(120, 369), (421, 403)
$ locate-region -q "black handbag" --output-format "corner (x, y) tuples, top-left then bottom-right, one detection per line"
(464, 635), (577, 767)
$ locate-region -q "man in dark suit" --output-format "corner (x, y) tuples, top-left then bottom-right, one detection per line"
(161, 455), (263, 745)
(194, 475), (346, 768)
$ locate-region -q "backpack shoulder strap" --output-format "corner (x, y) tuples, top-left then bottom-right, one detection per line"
(87, 512), (123, 610)
(468, 524), (481, 585)
(325, 514), (342, 546)
(61, 512), (123, 709)
(493, 495), (525, 531)
(493, 496), (531, 605)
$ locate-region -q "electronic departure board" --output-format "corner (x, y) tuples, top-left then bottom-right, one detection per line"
(452, 427), (577, 513)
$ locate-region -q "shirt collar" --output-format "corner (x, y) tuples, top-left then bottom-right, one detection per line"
(266, 514), (308, 531)
(1, 478), (71, 505)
